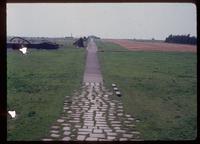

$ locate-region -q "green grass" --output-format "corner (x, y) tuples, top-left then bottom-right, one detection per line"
(7, 46), (85, 140)
(97, 40), (197, 140)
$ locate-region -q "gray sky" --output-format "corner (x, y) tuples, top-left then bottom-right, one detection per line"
(7, 3), (196, 40)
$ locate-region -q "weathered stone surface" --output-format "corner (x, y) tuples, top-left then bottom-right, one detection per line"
(77, 135), (86, 140)
(78, 131), (90, 135)
(123, 134), (133, 138)
(104, 129), (113, 132)
(42, 138), (53, 141)
(84, 123), (94, 126)
(78, 128), (92, 132)
(93, 129), (103, 133)
(107, 132), (117, 136)
(62, 137), (71, 140)
(113, 127), (121, 130)
(90, 133), (105, 138)
(63, 127), (70, 130)
(50, 130), (59, 133)
(61, 123), (70, 126)
(57, 119), (64, 123)
(50, 134), (60, 138)
(116, 130), (126, 133)
(107, 136), (116, 140)
(120, 138), (128, 141)
(43, 83), (141, 141)
(63, 131), (71, 135)
(86, 137), (98, 141)
(98, 139), (110, 141)
(75, 125), (81, 128)
(51, 126), (59, 129)
(111, 121), (120, 124)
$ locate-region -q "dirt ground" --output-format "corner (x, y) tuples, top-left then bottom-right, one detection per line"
(105, 39), (196, 53)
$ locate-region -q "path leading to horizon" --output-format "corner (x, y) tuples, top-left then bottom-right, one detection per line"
(42, 39), (141, 141)
(83, 38), (103, 83)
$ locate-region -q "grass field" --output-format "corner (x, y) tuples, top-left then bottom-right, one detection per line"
(7, 45), (85, 140)
(97, 40), (197, 140)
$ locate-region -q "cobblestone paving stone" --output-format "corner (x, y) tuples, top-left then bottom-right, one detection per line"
(42, 82), (142, 141)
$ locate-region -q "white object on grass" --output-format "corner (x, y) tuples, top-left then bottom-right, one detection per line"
(112, 84), (116, 87)
(114, 87), (118, 91)
(8, 111), (16, 118)
(19, 47), (28, 55)
(116, 91), (121, 96)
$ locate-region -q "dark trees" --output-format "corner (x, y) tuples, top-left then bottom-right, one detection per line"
(165, 34), (197, 45)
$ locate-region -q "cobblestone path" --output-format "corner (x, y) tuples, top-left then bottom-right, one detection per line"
(42, 39), (141, 141)
(42, 82), (141, 141)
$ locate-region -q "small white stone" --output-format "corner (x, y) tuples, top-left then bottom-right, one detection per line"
(116, 91), (121, 95)
(57, 119), (64, 123)
(120, 138), (128, 141)
(78, 128), (92, 132)
(63, 127), (70, 130)
(50, 130), (59, 133)
(50, 133), (60, 138)
(77, 135), (86, 140)
(116, 130), (126, 133)
(107, 132), (117, 136)
(95, 83), (100, 86)
(131, 131), (140, 134)
(90, 133), (105, 138)
(112, 84), (116, 87)
(78, 131), (90, 135)
(107, 136), (116, 140)
(62, 137), (71, 141)
(93, 129), (103, 133)
(117, 113), (123, 116)
(51, 126), (59, 129)
(63, 131), (71, 135)
(113, 87), (118, 91)
(128, 118), (135, 120)
(42, 138), (53, 141)
(125, 114), (131, 117)
(86, 137), (98, 141)
(123, 134), (133, 138)
(135, 119), (140, 122)
(61, 123), (70, 126)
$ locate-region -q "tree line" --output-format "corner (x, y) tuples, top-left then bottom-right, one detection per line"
(165, 34), (197, 45)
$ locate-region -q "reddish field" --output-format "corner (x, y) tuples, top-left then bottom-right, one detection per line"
(106, 39), (196, 53)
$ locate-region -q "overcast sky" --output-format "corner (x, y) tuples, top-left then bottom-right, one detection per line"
(7, 3), (196, 40)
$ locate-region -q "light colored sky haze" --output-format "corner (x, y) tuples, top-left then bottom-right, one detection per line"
(7, 3), (197, 40)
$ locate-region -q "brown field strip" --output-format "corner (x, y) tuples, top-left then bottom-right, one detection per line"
(105, 39), (196, 53)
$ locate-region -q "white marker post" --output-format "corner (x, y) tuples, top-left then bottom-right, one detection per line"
(8, 111), (16, 118)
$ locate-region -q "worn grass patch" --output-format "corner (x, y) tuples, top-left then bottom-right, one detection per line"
(97, 40), (197, 140)
(7, 47), (85, 140)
